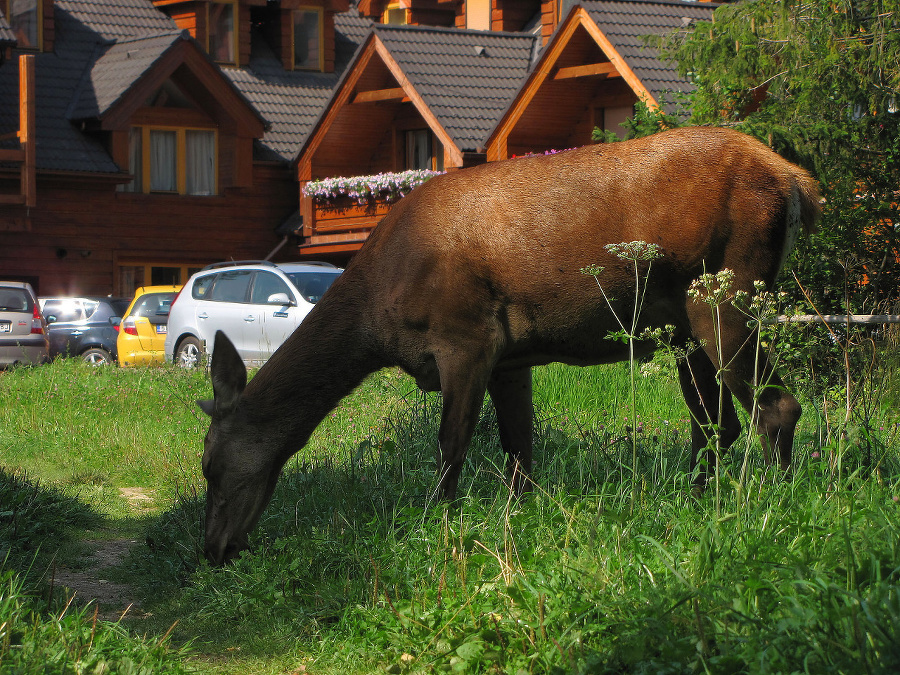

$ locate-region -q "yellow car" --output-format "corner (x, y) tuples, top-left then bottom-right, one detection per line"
(117, 285), (182, 366)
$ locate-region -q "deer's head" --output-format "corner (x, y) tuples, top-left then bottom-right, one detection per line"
(198, 331), (284, 565)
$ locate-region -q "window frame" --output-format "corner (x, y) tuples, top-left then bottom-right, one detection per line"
(127, 125), (218, 196)
(405, 129), (444, 172)
(208, 0), (239, 66)
(382, 2), (408, 25)
(291, 6), (324, 71)
(7, 0), (42, 50)
(117, 263), (202, 297)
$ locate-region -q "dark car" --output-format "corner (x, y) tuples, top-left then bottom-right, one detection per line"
(39, 296), (131, 365)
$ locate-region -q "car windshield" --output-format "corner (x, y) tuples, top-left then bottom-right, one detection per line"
(128, 292), (177, 323)
(284, 271), (341, 304)
(0, 288), (33, 313)
(109, 299), (131, 317)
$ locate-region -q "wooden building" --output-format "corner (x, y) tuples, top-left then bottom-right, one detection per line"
(293, 0), (716, 261)
(1, 0), (715, 296)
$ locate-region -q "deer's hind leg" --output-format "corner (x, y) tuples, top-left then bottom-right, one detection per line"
(687, 301), (801, 474)
(488, 366), (533, 495)
(677, 346), (742, 489)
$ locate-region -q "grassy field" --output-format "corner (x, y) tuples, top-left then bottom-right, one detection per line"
(2, 349), (900, 673)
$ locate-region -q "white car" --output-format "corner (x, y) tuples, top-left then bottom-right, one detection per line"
(164, 260), (342, 368)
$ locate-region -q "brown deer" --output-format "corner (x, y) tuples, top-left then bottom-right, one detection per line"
(199, 127), (820, 565)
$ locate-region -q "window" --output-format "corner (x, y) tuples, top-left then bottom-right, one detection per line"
(125, 126), (217, 195)
(210, 271), (252, 303)
(383, 3), (408, 25)
(118, 264), (202, 297)
(406, 129), (444, 171)
(293, 7), (323, 70)
(209, 0), (237, 65)
(8, 0), (39, 50)
(466, 0), (491, 30)
(250, 272), (292, 304)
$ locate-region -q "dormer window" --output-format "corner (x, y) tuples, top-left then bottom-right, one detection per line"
(8, 0), (41, 50)
(383, 2), (408, 25)
(209, 0), (237, 65)
(126, 126), (218, 196)
(293, 7), (323, 70)
(466, 0), (490, 30)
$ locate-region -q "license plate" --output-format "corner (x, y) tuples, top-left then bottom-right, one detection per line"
(0, 322), (10, 333)
(156, 325), (167, 334)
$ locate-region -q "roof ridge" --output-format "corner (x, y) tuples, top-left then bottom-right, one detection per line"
(581, 0), (724, 10)
(373, 23), (537, 40)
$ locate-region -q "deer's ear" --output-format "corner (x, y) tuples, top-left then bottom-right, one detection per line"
(208, 331), (247, 416)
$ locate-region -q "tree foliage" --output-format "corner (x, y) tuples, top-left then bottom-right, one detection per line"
(654, 0), (900, 313)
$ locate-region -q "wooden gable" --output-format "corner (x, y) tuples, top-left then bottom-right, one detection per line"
(298, 32), (461, 182)
(485, 5), (653, 161)
(98, 37), (266, 189)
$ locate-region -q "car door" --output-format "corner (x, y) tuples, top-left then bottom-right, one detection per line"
(41, 299), (88, 358)
(201, 270), (257, 362)
(249, 270), (302, 363)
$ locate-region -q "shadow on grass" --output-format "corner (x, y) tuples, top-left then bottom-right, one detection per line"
(0, 468), (106, 588)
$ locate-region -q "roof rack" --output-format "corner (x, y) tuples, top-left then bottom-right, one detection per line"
(199, 260), (278, 272)
(279, 261), (338, 268)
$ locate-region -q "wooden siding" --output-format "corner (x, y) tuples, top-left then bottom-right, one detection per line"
(0, 164), (298, 296)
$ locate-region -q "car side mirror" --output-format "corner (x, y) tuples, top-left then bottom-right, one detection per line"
(266, 293), (294, 306)
(46, 315), (57, 324)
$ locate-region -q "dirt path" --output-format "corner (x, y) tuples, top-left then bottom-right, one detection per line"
(51, 487), (155, 622)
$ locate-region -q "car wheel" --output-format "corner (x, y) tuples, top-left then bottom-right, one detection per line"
(82, 348), (113, 365)
(176, 336), (203, 369)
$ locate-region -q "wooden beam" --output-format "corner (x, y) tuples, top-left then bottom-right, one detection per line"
(0, 149), (26, 162)
(19, 55), (36, 208)
(0, 194), (26, 205)
(553, 61), (619, 80)
(352, 87), (408, 104)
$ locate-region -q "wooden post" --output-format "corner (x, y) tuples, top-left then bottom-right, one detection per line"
(19, 54), (36, 208)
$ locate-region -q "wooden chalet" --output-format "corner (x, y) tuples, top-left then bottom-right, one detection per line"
(293, 0), (715, 261)
(1, 0), (717, 296)
(0, 0), (367, 297)
(486, 0), (718, 160)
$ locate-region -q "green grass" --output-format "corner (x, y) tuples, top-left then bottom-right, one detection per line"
(2, 357), (900, 673)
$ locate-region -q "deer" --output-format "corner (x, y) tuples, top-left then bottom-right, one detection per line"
(198, 126), (821, 565)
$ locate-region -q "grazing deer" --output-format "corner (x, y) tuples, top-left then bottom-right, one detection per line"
(199, 127), (820, 565)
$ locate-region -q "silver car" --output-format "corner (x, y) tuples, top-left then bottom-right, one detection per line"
(164, 260), (342, 368)
(0, 282), (50, 368)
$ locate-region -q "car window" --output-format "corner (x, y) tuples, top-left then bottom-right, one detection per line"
(250, 272), (293, 305)
(82, 300), (100, 320)
(0, 288), (32, 313)
(192, 273), (217, 299)
(285, 271), (341, 304)
(41, 299), (84, 322)
(209, 270), (252, 303)
(109, 299), (131, 317)
(129, 292), (177, 324)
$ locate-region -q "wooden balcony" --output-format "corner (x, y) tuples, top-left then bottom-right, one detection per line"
(297, 195), (393, 257)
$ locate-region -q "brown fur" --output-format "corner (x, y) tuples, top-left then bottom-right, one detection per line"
(199, 127), (820, 565)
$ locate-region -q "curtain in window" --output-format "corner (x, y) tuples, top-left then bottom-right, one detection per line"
(293, 10), (320, 69)
(186, 130), (216, 195)
(10, 0), (38, 48)
(209, 2), (235, 63)
(406, 130), (432, 170)
(150, 130), (177, 192)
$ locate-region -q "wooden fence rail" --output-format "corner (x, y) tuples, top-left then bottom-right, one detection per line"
(770, 315), (900, 325)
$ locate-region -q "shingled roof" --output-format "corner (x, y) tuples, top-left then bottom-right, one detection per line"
(372, 24), (537, 154)
(0, 0), (178, 174)
(223, 11), (372, 163)
(581, 0), (717, 106)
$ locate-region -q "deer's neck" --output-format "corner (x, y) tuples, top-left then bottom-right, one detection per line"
(241, 285), (381, 457)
